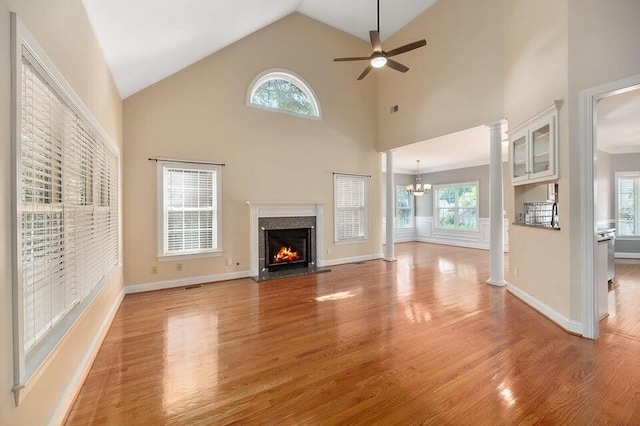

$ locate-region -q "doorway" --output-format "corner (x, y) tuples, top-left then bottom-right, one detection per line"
(581, 73), (640, 339)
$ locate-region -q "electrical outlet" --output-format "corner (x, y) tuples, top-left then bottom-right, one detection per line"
(151, 266), (158, 274)
(327, 248), (332, 254)
(226, 258), (233, 266)
(515, 267), (519, 277)
(176, 263), (182, 271)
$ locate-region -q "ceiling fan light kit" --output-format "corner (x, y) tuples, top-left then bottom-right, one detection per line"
(333, 0), (427, 80)
(370, 54), (387, 68)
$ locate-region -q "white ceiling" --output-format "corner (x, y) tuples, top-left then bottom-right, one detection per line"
(82, 0), (438, 98)
(82, 1), (637, 173)
(597, 88), (640, 154)
(388, 125), (509, 174)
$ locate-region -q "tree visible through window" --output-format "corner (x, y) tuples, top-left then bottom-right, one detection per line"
(249, 71), (320, 119)
(396, 186), (414, 228)
(435, 182), (478, 229)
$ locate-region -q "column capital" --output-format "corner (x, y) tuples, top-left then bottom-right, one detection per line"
(484, 119), (507, 130)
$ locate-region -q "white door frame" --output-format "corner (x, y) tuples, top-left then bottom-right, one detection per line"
(580, 73), (640, 339)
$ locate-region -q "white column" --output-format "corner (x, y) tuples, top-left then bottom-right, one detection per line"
(384, 151), (396, 262)
(486, 121), (506, 286)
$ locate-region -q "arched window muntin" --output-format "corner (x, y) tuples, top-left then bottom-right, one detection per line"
(247, 69), (322, 120)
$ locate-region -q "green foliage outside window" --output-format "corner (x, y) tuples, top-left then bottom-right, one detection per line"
(396, 186), (413, 228)
(436, 183), (478, 229)
(251, 79), (316, 117)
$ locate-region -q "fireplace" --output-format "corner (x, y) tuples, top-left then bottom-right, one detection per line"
(247, 202), (329, 281)
(265, 228), (311, 272)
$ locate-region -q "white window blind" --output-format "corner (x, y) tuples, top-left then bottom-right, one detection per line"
(334, 174), (367, 242)
(158, 163), (221, 258)
(616, 173), (640, 237)
(16, 46), (119, 380)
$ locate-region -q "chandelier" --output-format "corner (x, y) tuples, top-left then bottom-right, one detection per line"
(406, 160), (431, 197)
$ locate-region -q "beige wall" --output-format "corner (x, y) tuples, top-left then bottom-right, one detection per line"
(566, 0), (640, 320)
(0, 1), (123, 424)
(123, 13), (381, 286)
(377, 0), (505, 151)
(504, 0), (571, 317)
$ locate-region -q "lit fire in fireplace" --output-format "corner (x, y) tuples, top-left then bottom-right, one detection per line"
(273, 246), (300, 263)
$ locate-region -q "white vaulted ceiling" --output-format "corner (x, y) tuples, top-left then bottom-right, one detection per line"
(82, 0), (438, 98)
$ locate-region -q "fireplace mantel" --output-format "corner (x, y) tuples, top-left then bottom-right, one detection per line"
(247, 201), (324, 276)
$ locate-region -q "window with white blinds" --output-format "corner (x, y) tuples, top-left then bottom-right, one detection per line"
(334, 174), (368, 243)
(12, 15), (120, 387)
(616, 172), (640, 237)
(157, 162), (222, 259)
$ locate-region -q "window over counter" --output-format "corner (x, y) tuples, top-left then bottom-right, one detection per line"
(247, 70), (322, 119)
(157, 162), (222, 260)
(434, 182), (479, 230)
(11, 13), (120, 392)
(334, 174), (368, 243)
(396, 185), (414, 228)
(616, 172), (640, 238)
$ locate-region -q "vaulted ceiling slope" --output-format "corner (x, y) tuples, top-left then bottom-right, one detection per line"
(83, 0), (438, 98)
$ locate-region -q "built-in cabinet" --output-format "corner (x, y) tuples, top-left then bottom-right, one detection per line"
(510, 103), (559, 185)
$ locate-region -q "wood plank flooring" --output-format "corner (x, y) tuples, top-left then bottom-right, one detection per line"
(65, 243), (640, 425)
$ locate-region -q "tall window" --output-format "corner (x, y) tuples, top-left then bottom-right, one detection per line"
(248, 70), (321, 119)
(616, 172), (640, 237)
(157, 162), (222, 259)
(396, 186), (414, 228)
(12, 14), (119, 387)
(434, 182), (478, 229)
(334, 174), (368, 243)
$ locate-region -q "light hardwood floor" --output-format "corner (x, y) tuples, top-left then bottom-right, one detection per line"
(66, 243), (640, 425)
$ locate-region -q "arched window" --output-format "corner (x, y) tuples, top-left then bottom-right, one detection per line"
(247, 70), (322, 119)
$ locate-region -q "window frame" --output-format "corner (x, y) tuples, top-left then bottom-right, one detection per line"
(247, 69), (322, 120)
(156, 161), (223, 261)
(433, 181), (479, 230)
(395, 185), (414, 229)
(334, 173), (368, 244)
(615, 171), (640, 239)
(11, 13), (121, 399)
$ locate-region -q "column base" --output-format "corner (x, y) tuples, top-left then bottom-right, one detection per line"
(486, 278), (507, 287)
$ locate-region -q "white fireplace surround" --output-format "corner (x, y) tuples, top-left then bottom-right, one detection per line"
(247, 201), (324, 276)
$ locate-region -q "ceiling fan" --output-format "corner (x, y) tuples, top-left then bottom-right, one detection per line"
(334, 0), (427, 80)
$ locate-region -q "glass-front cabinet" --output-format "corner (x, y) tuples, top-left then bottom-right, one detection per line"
(510, 103), (558, 185)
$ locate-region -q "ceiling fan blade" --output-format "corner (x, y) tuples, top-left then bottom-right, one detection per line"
(357, 65), (373, 80)
(370, 30), (382, 52)
(386, 59), (409, 73)
(386, 39), (427, 57)
(334, 56), (371, 62)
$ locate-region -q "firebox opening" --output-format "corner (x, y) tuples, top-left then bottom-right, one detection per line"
(265, 228), (311, 272)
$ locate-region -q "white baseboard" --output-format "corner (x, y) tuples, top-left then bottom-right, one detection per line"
(507, 282), (582, 335)
(125, 270), (253, 294)
(415, 236), (490, 251)
(126, 254), (387, 293)
(49, 286), (125, 425)
(321, 253), (383, 267)
(615, 252), (640, 259)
